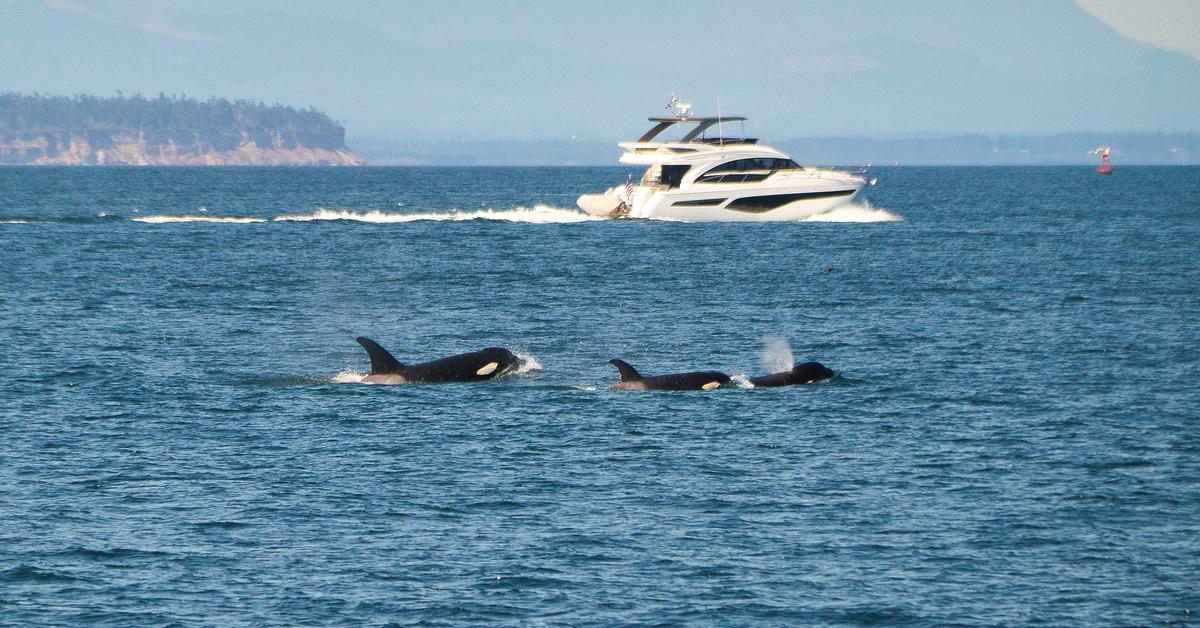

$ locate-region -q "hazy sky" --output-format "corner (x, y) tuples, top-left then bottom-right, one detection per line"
(5, 0), (1200, 139)
(39, 0), (1200, 60)
(1076, 0), (1200, 60)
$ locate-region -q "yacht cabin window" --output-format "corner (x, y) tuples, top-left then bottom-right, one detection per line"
(696, 158), (801, 184)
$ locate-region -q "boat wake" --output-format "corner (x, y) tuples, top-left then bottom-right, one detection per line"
(132, 215), (268, 224)
(274, 205), (598, 224)
(803, 201), (902, 222)
(20, 202), (899, 225)
(124, 205), (597, 224)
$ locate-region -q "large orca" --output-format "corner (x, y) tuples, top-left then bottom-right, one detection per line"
(608, 359), (730, 391)
(749, 361), (836, 387)
(356, 337), (519, 384)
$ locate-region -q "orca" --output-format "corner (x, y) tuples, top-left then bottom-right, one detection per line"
(608, 358), (730, 391)
(749, 361), (836, 387)
(356, 337), (519, 384)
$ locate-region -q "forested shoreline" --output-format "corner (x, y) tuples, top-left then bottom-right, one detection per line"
(0, 93), (361, 165)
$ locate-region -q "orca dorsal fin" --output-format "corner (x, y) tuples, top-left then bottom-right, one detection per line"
(356, 337), (405, 374)
(608, 359), (642, 381)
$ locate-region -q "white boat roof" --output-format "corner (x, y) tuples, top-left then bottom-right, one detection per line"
(638, 116), (750, 143)
(617, 141), (787, 165)
(619, 115), (778, 165)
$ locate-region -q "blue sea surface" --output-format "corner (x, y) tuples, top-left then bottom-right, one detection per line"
(1, 166), (1198, 625)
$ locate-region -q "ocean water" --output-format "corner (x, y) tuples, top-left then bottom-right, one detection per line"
(1, 166), (1197, 625)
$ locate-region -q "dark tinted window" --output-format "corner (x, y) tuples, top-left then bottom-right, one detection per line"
(697, 158), (797, 183)
(661, 165), (690, 188)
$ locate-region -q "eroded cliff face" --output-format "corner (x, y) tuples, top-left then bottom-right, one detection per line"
(0, 130), (364, 166)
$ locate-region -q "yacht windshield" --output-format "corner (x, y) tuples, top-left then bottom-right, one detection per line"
(696, 158), (801, 184)
(692, 120), (748, 144)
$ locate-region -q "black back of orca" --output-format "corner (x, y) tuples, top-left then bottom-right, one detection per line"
(404, 347), (519, 382)
(356, 337), (518, 383)
(750, 361), (835, 387)
(609, 358), (730, 391)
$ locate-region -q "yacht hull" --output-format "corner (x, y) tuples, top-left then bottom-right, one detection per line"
(579, 183), (861, 222)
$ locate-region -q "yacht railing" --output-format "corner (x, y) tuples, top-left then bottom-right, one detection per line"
(799, 167), (868, 182)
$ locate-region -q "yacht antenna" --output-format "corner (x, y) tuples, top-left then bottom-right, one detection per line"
(717, 97), (723, 146)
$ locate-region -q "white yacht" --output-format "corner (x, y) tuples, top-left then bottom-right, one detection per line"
(578, 98), (867, 221)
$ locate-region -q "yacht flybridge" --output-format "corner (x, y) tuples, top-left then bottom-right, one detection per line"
(578, 98), (868, 221)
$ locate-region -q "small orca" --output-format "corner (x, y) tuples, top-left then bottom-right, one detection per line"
(356, 337), (519, 384)
(750, 361), (836, 387)
(608, 358), (730, 391)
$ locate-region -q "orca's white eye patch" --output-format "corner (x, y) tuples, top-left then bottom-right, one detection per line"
(702, 381), (721, 391)
(476, 362), (499, 376)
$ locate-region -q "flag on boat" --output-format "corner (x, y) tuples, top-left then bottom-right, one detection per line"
(625, 173), (634, 202)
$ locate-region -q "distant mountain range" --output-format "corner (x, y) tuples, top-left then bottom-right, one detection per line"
(347, 133), (1200, 166)
(0, 93), (362, 165)
(2, 2), (1198, 141)
(2, 91), (1190, 166)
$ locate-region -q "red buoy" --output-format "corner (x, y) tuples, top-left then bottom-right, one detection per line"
(1095, 147), (1112, 175)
